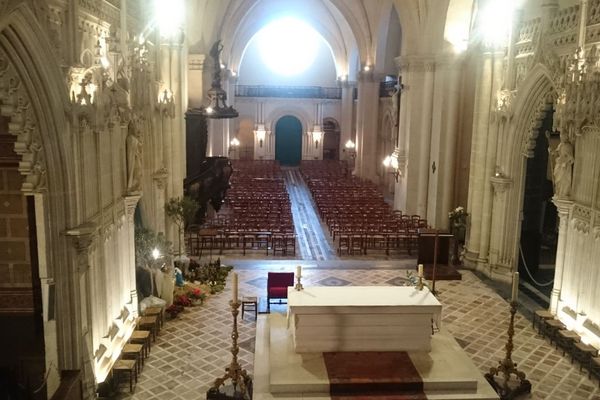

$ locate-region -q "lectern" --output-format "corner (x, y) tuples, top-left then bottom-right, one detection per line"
(417, 229), (461, 280)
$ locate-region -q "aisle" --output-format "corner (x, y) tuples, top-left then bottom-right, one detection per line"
(284, 167), (337, 261)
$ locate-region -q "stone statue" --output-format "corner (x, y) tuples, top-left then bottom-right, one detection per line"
(552, 132), (574, 198)
(126, 118), (143, 193)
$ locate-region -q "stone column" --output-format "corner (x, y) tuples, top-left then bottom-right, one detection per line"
(550, 199), (573, 314)
(188, 54), (205, 108)
(64, 225), (97, 399)
(464, 51), (495, 264)
(416, 60), (435, 218)
(489, 175), (513, 271)
(393, 58), (411, 212)
(340, 81), (354, 159)
(355, 71), (379, 181)
(438, 60), (462, 228)
(477, 52), (504, 266)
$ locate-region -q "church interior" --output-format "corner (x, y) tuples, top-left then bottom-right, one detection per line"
(1, 0), (600, 398)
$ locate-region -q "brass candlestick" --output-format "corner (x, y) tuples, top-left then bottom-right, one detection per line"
(208, 300), (252, 399)
(485, 301), (531, 399)
(295, 274), (303, 291)
(417, 276), (424, 291)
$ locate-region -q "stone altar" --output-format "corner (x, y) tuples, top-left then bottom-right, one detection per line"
(288, 286), (442, 353)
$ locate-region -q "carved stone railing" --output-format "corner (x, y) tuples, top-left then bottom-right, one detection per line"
(234, 85), (341, 99)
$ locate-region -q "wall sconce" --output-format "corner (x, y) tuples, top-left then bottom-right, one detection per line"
(345, 139), (356, 155)
(256, 129), (266, 148)
(383, 153), (401, 182)
(313, 131), (323, 149)
(158, 89), (175, 118)
(229, 137), (240, 155)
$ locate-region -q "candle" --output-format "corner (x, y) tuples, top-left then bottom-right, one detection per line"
(232, 272), (238, 303)
(296, 265), (302, 278)
(418, 264), (424, 278)
(511, 271), (519, 303)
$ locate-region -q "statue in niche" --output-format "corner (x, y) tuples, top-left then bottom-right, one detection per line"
(552, 132), (574, 199)
(126, 118), (143, 193)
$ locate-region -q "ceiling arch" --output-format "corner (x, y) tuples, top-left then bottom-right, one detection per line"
(217, 0), (362, 79)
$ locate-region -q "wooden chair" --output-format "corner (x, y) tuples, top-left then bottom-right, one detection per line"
(129, 330), (151, 358)
(267, 272), (294, 312)
(113, 359), (137, 393)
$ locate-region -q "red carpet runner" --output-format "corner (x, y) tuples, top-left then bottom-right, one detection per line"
(323, 352), (427, 399)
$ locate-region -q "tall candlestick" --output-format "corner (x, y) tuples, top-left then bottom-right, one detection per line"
(511, 271), (519, 303)
(232, 272), (238, 303)
(418, 264), (424, 278)
(296, 265), (302, 278)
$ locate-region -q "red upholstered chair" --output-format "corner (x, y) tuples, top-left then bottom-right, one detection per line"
(267, 272), (295, 311)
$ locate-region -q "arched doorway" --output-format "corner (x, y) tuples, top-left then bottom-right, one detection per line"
(519, 108), (557, 301)
(322, 118), (340, 160)
(275, 115), (302, 166)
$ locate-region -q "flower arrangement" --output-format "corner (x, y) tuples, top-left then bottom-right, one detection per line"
(448, 206), (468, 225)
(187, 287), (207, 304)
(173, 294), (192, 307)
(166, 304), (184, 319)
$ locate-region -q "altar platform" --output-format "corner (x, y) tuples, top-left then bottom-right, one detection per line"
(253, 314), (499, 400)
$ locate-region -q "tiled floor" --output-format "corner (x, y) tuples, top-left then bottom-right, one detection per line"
(118, 267), (600, 399)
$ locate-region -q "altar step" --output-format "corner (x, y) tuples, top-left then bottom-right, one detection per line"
(253, 314), (499, 400)
(324, 351), (426, 399)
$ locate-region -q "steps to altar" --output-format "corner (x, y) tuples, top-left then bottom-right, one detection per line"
(253, 314), (499, 400)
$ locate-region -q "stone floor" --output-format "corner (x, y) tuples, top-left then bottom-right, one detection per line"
(117, 265), (600, 400)
(117, 169), (600, 399)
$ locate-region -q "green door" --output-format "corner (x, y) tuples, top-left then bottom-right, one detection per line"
(275, 115), (302, 166)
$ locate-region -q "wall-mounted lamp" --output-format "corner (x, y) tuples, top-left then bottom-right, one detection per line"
(256, 129), (266, 148)
(383, 153), (401, 182)
(364, 65), (371, 72)
(344, 139), (357, 159)
(313, 131), (323, 149)
(158, 89), (175, 118)
(229, 137), (240, 155)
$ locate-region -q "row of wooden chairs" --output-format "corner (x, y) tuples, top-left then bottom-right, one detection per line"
(109, 308), (162, 393)
(300, 161), (427, 255)
(186, 160), (296, 257)
(533, 310), (600, 386)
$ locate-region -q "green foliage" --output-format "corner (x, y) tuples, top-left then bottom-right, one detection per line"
(165, 196), (200, 230)
(190, 258), (233, 294)
(134, 226), (172, 268)
(165, 196), (200, 255)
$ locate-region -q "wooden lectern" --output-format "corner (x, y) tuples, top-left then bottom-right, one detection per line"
(417, 229), (461, 281)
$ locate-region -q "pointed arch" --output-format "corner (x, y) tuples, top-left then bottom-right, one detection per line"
(500, 63), (556, 275)
(0, 3), (77, 374)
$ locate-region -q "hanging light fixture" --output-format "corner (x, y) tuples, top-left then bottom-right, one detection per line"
(204, 40), (238, 119)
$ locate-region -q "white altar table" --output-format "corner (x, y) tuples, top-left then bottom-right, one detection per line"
(288, 286), (442, 353)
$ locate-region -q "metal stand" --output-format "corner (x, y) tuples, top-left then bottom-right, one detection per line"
(485, 301), (531, 399)
(431, 230), (439, 295)
(294, 274), (303, 291)
(207, 301), (252, 400)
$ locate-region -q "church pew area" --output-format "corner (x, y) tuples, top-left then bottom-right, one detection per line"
(300, 160), (428, 257)
(185, 160), (296, 258)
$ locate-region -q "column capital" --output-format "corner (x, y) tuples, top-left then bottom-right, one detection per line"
(188, 54), (206, 71)
(552, 198), (574, 217)
(153, 167), (169, 190)
(490, 175), (512, 194)
(124, 194), (141, 222)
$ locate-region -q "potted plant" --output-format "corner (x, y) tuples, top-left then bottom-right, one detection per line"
(448, 206), (468, 243)
(165, 196), (200, 256)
